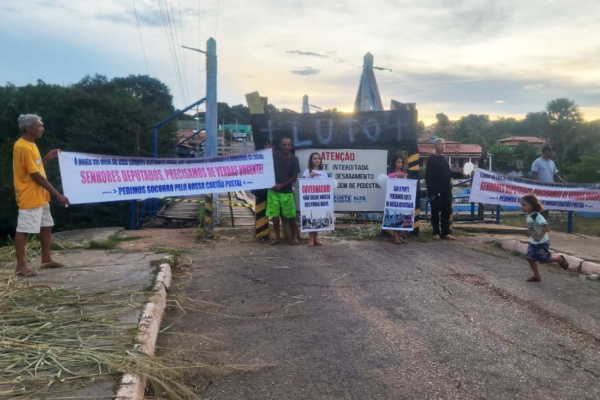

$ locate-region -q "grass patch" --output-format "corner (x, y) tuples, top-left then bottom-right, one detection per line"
(500, 214), (600, 237)
(88, 234), (142, 250)
(327, 224), (383, 241)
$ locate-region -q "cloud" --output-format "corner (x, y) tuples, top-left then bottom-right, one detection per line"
(495, 100), (505, 104)
(522, 83), (545, 91)
(291, 67), (321, 76)
(286, 50), (328, 58)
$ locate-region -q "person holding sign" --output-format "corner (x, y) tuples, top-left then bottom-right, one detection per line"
(12, 114), (70, 277)
(425, 139), (456, 240)
(388, 156), (408, 244)
(267, 137), (300, 245)
(303, 152), (328, 247)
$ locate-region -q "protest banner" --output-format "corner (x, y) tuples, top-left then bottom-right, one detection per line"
(296, 149), (387, 212)
(382, 178), (418, 231)
(470, 168), (600, 212)
(299, 178), (335, 233)
(58, 149), (275, 205)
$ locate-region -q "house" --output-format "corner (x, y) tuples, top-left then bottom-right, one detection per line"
(418, 140), (490, 173)
(497, 136), (546, 149)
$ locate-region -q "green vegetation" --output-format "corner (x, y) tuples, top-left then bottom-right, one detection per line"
(88, 234), (142, 250)
(0, 75), (178, 244)
(437, 98), (600, 182)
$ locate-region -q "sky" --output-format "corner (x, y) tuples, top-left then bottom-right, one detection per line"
(1, 0), (599, 125)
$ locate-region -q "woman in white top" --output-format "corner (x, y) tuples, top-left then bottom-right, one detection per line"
(303, 152), (328, 247)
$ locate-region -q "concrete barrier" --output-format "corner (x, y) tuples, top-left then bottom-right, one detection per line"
(495, 239), (598, 275)
(114, 262), (172, 400)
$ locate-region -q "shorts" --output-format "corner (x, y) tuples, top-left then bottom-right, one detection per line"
(526, 241), (551, 263)
(17, 203), (54, 234)
(266, 190), (296, 219)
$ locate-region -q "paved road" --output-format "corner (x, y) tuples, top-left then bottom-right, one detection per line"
(158, 236), (600, 399)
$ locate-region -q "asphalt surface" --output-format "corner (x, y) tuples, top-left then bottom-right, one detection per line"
(158, 235), (600, 399)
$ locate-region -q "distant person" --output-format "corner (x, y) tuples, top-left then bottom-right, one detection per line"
(531, 145), (565, 218)
(425, 139), (455, 240)
(13, 114), (70, 277)
(302, 152), (328, 247)
(267, 137), (300, 245)
(388, 155), (408, 245)
(520, 194), (568, 282)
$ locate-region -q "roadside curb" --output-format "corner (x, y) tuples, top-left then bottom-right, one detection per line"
(115, 262), (172, 400)
(496, 239), (600, 275)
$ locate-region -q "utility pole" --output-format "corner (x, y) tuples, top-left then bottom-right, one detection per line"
(204, 37), (218, 236)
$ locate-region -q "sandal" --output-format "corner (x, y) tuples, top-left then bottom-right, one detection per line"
(41, 261), (67, 269)
(526, 276), (540, 282)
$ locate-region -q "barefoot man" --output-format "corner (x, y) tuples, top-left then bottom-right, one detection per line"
(13, 114), (70, 276)
(267, 137), (300, 245)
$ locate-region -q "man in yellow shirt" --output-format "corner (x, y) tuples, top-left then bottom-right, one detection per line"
(13, 114), (70, 277)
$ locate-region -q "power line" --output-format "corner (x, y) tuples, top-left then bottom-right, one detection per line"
(157, 0), (188, 105)
(132, 0), (150, 75)
(166, 0), (190, 103)
(198, 0), (202, 101)
(215, 0), (220, 38)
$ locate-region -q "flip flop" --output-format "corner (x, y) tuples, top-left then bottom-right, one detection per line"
(41, 261), (67, 269)
(526, 276), (540, 282)
(15, 269), (38, 277)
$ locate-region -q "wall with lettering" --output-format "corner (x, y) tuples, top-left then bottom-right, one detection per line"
(251, 110), (418, 151)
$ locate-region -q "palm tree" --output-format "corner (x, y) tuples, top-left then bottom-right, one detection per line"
(545, 98), (582, 161)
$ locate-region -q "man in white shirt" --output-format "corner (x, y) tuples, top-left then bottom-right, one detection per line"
(531, 145), (565, 184)
(531, 145), (565, 218)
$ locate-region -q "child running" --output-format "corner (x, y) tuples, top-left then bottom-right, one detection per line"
(388, 156), (408, 245)
(521, 194), (568, 282)
(302, 152), (328, 247)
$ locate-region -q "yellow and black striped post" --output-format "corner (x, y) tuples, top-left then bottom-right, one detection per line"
(407, 151), (420, 236)
(254, 190), (270, 240)
(204, 194), (214, 238)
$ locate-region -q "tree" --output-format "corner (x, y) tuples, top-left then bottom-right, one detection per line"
(513, 142), (539, 172)
(545, 98), (582, 162)
(565, 154), (600, 183)
(418, 121), (426, 137)
(0, 75), (178, 243)
(489, 143), (515, 172)
(435, 113), (450, 136)
(454, 114), (491, 146)
(521, 112), (552, 138)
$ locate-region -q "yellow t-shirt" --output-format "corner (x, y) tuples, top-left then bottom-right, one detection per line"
(13, 138), (50, 209)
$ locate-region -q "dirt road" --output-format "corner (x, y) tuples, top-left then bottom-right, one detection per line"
(157, 232), (600, 399)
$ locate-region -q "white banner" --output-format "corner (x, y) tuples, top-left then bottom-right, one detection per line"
(470, 168), (600, 212)
(299, 178), (335, 233)
(382, 178), (417, 231)
(295, 149), (387, 212)
(58, 150), (275, 204)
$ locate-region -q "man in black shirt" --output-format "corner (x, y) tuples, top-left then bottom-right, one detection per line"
(425, 139), (455, 240)
(267, 137), (300, 244)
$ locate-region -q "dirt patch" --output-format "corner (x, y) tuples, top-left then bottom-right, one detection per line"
(117, 228), (199, 251)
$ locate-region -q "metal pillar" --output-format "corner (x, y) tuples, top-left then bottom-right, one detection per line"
(302, 94), (310, 114)
(353, 53), (384, 112)
(205, 37), (217, 237)
(568, 211), (574, 234)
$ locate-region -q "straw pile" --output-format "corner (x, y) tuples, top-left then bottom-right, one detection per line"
(0, 268), (210, 399)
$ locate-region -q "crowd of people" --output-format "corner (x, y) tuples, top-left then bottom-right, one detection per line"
(10, 115), (571, 282)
